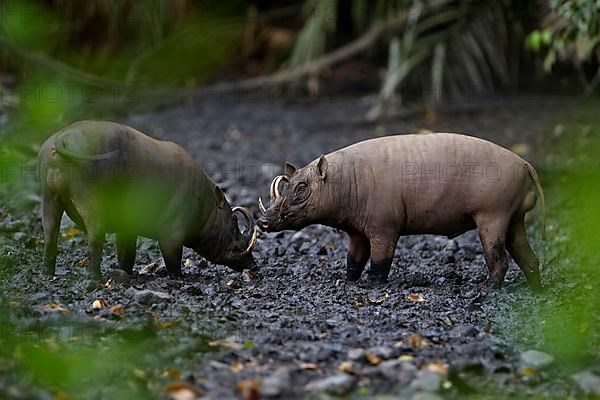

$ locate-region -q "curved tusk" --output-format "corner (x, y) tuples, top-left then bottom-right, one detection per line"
(232, 206), (258, 254)
(273, 175), (289, 199)
(258, 197), (267, 214)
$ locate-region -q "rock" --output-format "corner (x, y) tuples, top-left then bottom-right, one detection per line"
(347, 348), (365, 361)
(520, 350), (554, 369)
(107, 269), (130, 283)
(412, 393), (444, 400)
(572, 371), (600, 395)
(128, 288), (171, 305)
(443, 240), (458, 252)
(260, 368), (292, 398)
(450, 324), (479, 338)
(305, 373), (354, 394)
(368, 345), (396, 360)
(411, 370), (442, 392)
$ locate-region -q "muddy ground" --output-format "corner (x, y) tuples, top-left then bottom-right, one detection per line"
(0, 95), (598, 399)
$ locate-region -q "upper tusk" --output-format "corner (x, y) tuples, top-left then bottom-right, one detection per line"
(258, 197), (267, 214)
(232, 206), (257, 254)
(273, 175), (289, 199)
(244, 225), (258, 254)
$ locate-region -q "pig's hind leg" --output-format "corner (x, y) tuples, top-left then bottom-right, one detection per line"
(159, 240), (182, 276)
(475, 214), (510, 288)
(367, 234), (400, 283)
(42, 192), (64, 275)
(507, 214), (542, 291)
(346, 232), (370, 281)
(117, 235), (137, 274)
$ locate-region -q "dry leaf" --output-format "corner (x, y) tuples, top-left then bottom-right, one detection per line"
(338, 361), (354, 373)
(110, 304), (125, 315)
(407, 333), (428, 348)
(407, 294), (426, 302)
(227, 279), (241, 289)
(92, 299), (107, 309)
(425, 361), (448, 376)
(184, 258), (193, 268)
(399, 354), (414, 362)
(62, 227), (80, 238)
(74, 258), (88, 268)
(367, 292), (389, 305)
(42, 302), (70, 315)
(236, 378), (261, 400)
(299, 362), (320, 370)
(163, 382), (200, 400)
(209, 340), (243, 350)
(365, 351), (381, 365)
(140, 263), (159, 274)
(230, 362), (245, 373)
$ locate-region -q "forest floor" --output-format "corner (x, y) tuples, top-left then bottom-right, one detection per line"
(0, 94), (598, 399)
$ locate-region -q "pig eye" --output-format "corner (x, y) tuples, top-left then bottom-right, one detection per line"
(292, 183), (309, 203)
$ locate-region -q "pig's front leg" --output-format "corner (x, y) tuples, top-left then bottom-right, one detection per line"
(159, 240), (182, 276)
(346, 232), (370, 281)
(367, 234), (399, 283)
(117, 234), (137, 275)
(87, 232), (105, 281)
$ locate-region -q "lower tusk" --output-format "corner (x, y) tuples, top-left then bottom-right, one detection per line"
(244, 225), (258, 254)
(258, 197), (267, 214)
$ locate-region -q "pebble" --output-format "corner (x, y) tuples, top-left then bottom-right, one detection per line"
(412, 393), (444, 400)
(520, 350), (554, 369)
(410, 370), (442, 392)
(127, 288), (171, 305)
(260, 368), (292, 398)
(572, 371), (600, 395)
(347, 348), (365, 361)
(305, 373), (354, 394)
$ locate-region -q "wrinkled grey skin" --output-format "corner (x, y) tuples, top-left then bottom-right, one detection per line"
(38, 120), (257, 281)
(258, 133), (545, 290)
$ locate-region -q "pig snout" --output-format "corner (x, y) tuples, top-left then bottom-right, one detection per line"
(257, 217), (270, 231)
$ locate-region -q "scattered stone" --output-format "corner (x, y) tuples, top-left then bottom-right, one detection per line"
(347, 348), (365, 361)
(520, 350), (554, 370)
(412, 393), (444, 400)
(443, 240), (458, 252)
(411, 370), (442, 392)
(128, 288), (171, 305)
(368, 345), (396, 360)
(305, 374), (354, 394)
(260, 368), (291, 398)
(572, 371), (600, 395)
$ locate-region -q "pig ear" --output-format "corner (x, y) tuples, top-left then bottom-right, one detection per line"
(316, 155), (328, 180)
(214, 186), (227, 209)
(284, 162), (297, 177)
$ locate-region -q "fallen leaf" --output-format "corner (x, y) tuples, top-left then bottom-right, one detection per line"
(236, 378), (261, 400)
(103, 277), (115, 288)
(227, 279), (241, 289)
(338, 361), (354, 373)
(74, 258), (88, 268)
(407, 294), (426, 302)
(42, 302), (70, 315)
(407, 333), (428, 348)
(242, 270), (254, 282)
(425, 361), (448, 376)
(110, 304), (125, 315)
(299, 362), (320, 370)
(140, 263), (159, 274)
(184, 258), (193, 268)
(163, 382), (200, 400)
(367, 292), (389, 305)
(209, 340), (243, 350)
(62, 227), (80, 238)
(365, 351), (381, 365)
(230, 362), (245, 373)
(399, 354), (414, 362)
(92, 299), (107, 309)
